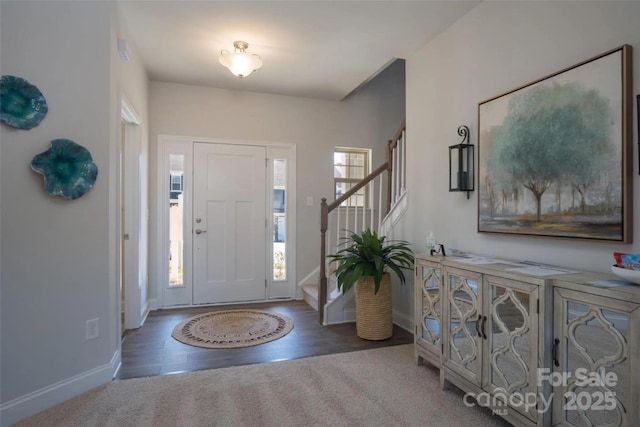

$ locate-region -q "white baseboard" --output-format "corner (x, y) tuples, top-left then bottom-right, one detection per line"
(140, 300), (150, 327)
(324, 308), (410, 332)
(111, 348), (122, 379)
(0, 350), (120, 427)
(393, 309), (414, 333)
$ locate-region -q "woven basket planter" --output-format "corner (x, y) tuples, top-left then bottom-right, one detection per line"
(355, 273), (392, 340)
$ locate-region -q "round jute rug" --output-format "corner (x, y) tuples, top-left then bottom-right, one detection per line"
(171, 309), (294, 349)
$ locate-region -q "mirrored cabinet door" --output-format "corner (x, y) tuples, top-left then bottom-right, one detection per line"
(416, 262), (442, 358)
(483, 276), (540, 422)
(553, 288), (640, 427)
(444, 267), (483, 386)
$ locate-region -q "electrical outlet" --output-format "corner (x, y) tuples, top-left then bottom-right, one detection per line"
(86, 318), (99, 340)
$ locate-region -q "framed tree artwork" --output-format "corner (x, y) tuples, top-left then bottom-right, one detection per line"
(478, 45), (633, 242)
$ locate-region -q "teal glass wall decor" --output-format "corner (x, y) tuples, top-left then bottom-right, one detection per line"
(31, 139), (98, 200)
(0, 75), (48, 129)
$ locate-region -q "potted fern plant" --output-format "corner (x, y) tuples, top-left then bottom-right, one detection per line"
(328, 228), (414, 340)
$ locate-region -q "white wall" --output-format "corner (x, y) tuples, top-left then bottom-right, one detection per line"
(400, 1), (640, 318)
(0, 0), (114, 412)
(148, 60), (404, 302)
(0, 2), (149, 425)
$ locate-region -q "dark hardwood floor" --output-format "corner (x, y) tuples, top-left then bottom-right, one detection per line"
(116, 300), (413, 380)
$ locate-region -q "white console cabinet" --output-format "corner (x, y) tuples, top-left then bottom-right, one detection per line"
(414, 255), (443, 368)
(441, 261), (553, 427)
(551, 278), (640, 427)
(414, 254), (640, 427)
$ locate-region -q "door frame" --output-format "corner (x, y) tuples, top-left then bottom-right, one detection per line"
(156, 135), (297, 308)
(120, 95), (147, 330)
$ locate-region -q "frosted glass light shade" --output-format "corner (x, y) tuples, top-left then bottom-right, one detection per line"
(219, 41), (263, 78)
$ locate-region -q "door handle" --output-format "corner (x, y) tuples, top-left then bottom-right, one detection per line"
(475, 314), (482, 338)
(553, 338), (560, 367)
(195, 229), (207, 235)
(481, 315), (488, 339)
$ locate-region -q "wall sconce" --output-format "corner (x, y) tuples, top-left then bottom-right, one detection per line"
(449, 125), (474, 199)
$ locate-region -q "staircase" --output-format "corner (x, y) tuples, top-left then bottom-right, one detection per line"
(301, 283), (318, 310)
(300, 121), (408, 324)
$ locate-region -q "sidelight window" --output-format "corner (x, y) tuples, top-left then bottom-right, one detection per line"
(169, 154), (185, 287)
(273, 159), (287, 281)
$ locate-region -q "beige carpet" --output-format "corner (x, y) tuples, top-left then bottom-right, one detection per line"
(16, 345), (509, 427)
(171, 309), (294, 349)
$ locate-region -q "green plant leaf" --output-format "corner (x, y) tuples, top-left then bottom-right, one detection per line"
(327, 228), (414, 294)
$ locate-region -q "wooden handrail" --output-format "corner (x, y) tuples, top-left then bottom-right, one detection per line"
(327, 162), (389, 212)
(386, 139), (393, 213)
(388, 119), (406, 151)
(318, 121), (405, 324)
(387, 121), (405, 211)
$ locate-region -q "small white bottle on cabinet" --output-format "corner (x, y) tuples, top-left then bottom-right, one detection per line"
(426, 232), (437, 253)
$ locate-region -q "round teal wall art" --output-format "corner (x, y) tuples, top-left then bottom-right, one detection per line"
(0, 75), (48, 129)
(31, 139), (98, 200)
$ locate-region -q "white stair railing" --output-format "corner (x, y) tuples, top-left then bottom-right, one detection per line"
(324, 173), (387, 299)
(318, 121), (405, 324)
(389, 123), (406, 209)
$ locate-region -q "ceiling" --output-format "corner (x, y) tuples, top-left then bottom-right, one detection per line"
(118, 1), (479, 101)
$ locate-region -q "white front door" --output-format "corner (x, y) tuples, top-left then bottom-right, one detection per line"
(192, 143), (267, 304)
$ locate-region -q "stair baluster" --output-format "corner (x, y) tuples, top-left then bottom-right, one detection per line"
(317, 121), (406, 324)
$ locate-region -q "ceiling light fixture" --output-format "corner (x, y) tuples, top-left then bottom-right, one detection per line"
(219, 41), (263, 78)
